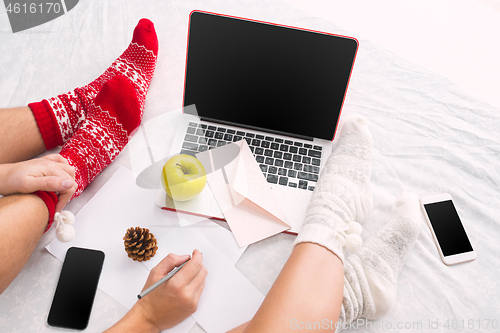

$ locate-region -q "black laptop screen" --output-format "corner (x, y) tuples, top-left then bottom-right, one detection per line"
(184, 11), (358, 141)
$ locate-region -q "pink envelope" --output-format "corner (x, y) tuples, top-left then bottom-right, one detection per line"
(198, 140), (290, 247)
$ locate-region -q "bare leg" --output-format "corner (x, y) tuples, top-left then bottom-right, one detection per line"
(0, 194), (48, 294)
(228, 243), (343, 333)
(229, 193), (422, 333)
(229, 116), (374, 332)
(0, 107), (46, 164)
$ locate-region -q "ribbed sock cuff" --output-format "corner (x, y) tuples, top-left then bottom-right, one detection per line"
(294, 223), (346, 264)
(32, 190), (58, 233)
(28, 100), (62, 150)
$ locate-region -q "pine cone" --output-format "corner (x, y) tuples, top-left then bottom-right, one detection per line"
(123, 227), (158, 262)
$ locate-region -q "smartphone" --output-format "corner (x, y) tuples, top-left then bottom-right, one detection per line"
(48, 247), (105, 330)
(420, 193), (476, 265)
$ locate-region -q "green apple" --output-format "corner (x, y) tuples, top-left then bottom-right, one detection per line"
(161, 154), (207, 201)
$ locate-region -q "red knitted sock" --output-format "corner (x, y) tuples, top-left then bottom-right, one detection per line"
(59, 75), (141, 198)
(32, 190), (58, 232)
(28, 18), (158, 150)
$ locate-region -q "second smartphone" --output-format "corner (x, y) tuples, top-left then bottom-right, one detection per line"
(47, 247), (105, 330)
(420, 193), (476, 265)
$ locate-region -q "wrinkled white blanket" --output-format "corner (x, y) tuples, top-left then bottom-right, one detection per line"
(0, 0), (498, 332)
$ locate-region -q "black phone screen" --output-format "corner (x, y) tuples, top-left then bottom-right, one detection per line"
(423, 200), (473, 257)
(48, 247), (105, 330)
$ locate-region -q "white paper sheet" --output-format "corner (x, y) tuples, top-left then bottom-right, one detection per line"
(46, 167), (176, 310)
(143, 223), (264, 333)
(185, 219), (248, 266)
(46, 166), (255, 332)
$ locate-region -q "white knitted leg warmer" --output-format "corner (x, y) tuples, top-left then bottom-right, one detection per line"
(336, 192), (421, 331)
(294, 114), (374, 263)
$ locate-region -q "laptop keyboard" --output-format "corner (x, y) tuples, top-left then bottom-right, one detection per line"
(180, 122), (322, 191)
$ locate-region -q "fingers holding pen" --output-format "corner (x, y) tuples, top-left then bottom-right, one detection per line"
(133, 250), (207, 331)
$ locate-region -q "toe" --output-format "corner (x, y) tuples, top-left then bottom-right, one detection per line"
(132, 18), (159, 55)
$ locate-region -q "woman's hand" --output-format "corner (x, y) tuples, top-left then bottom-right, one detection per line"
(105, 250), (207, 333)
(0, 154), (76, 212)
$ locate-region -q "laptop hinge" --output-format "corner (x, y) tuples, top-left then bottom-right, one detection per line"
(199, 116), (314, 141)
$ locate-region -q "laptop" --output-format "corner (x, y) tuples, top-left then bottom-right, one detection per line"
(158, 10), (358, 233)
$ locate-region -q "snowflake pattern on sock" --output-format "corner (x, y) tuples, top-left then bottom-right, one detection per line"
(46, 42), (156, 144)
(59, 75), (141, 198)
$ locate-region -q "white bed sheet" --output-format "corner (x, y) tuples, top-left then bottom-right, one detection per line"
(0, 0), (499, 332)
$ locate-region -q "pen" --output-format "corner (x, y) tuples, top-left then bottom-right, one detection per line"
(137, 259), (189, 299)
